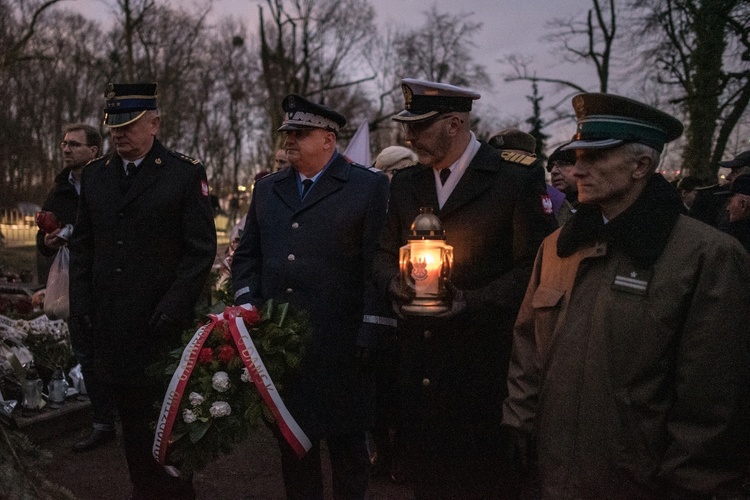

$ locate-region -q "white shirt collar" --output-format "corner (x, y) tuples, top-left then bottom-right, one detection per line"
(435, 131), (481, 209)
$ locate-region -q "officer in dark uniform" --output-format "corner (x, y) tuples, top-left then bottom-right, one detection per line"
(372, 78), (558, 499)
(231, 94), (390, 499)
(68, 83), (217, 500)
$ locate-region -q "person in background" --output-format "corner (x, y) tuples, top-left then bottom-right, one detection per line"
(36, 125), (102, 284)
(36, 123), (118, 452)
(689, 150), (750, 227)
(718, 173), (750, 253)
(374, 145), (417, 180)
(503, 93), (750, 499)
(374, 78), (557, 499)
(274, 147), (291, 171)
(546, 143), (579, 225)
(488, 129), (571, 226)
(231, 94), (390, 499)
(69, 83), (217, 500)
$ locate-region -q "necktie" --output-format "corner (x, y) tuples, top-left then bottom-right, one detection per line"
(126, 162), (138, 177)
(439, 168), (451, 185)
(301, 179), (313, 198)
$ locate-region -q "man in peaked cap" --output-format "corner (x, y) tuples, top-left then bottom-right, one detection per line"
(232, 93), (390, 499)
(69, 83), (217, 499)
(718, 173), (750, 252)
(503, 93), (750, 499)
(373, 79), (557, 498)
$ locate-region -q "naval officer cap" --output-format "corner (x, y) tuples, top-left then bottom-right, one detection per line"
(104, 83), (158, 128)
(393, 78), (480, 123)
(278, 94), (346, 134)
(562, 93), (683, 152)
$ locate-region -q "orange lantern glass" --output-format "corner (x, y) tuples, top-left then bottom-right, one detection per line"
(399, 207), (454, 316)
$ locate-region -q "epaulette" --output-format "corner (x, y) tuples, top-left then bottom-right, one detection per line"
(169, 150), (201, 165)
(500, 150), (537, 166)
(350, 161), (381, 175)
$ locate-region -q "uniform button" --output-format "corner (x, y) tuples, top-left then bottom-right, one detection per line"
(286, 288), (293, 293)
(423, 330), (432, 339)
(118, 212), (124, 218)
(115, 268), (122, 273)
(287, 254), (295, 261)
(116, 240), (124, 246)
(422, 378), (430, 387)
(291, 222), (299, 229)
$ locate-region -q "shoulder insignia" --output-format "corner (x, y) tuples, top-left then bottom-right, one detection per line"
(169, 150), (201, 165)
(500, 150), (537, 166)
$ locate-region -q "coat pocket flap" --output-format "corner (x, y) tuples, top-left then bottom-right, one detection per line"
(531, 286), (565, 309)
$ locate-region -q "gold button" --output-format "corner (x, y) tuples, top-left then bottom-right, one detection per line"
(422, 378), (430, 387)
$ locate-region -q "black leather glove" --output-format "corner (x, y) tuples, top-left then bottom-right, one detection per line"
(148, 312), (181, 339)
(387, 275), (414, 319)
(433, 280), (467, 319)
(68, 314), (94, 341)
(508, 427), (535, 476)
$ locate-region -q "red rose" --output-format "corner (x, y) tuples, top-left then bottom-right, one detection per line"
(35, 211), (61, 233)
(198, 347), (213, 364)
(240, 309), (260, 325)
(221, 325), (233, 343)
(217, 345), (236, 363)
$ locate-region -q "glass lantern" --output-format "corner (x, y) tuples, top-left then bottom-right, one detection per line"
(399, 207), (454, 316)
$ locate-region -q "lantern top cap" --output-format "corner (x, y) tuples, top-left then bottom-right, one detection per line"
(409, 207), (445, 240)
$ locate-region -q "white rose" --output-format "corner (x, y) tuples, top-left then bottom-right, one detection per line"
(240, 368), (251, 383)
(210, 401), (231, 418)
(212, 371), (230, 392)
(183, 409), (197, 424)
(189, 392), (205, 406)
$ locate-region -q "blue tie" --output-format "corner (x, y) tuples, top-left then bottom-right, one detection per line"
(301, 179), (313, 198)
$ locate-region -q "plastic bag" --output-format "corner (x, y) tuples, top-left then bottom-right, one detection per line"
(44, 246), (70, 320)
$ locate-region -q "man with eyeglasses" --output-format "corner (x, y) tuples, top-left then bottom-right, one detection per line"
(503, 93), (750, 499)
(546, 143), (579, 225)
(372, 78), (557, 498)
(69, 83), (216, 500)
(37, 124), (118, 455)
(232, 94), (390, 499)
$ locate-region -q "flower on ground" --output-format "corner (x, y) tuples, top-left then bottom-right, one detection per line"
(183, 409), (197, 424)
(189, 392), (204, 407)
(210, 401), (231, 418)
(212, 371), (230, 392)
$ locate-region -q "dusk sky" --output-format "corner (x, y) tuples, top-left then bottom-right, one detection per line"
(72, 0), (608, 146)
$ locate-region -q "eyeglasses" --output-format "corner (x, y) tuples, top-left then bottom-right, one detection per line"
(546, 160), (575, 173)
(401, 114), (458, 134)
(60, 141), (89, 149)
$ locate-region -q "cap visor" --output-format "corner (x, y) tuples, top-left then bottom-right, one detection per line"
(105, 110), (147, 128)
(718, 160), (744, 168)
(562, 138), (625, 150)
(391, 110), (441, 123)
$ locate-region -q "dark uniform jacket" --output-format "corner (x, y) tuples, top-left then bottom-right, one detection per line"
(504, 175), (750, 498)
(36, 167), (80, 284)
(372, 142), (557, 453)
(68, 139), (217, 385)
(231, 153), (390, 439)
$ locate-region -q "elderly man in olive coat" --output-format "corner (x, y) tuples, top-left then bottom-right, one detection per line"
(503, 93), (750, 499)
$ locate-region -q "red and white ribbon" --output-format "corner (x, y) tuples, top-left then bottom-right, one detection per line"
(152, 305), (311, 475)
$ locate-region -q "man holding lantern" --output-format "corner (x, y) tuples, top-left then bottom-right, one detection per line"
(372, 78), (557, 498)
